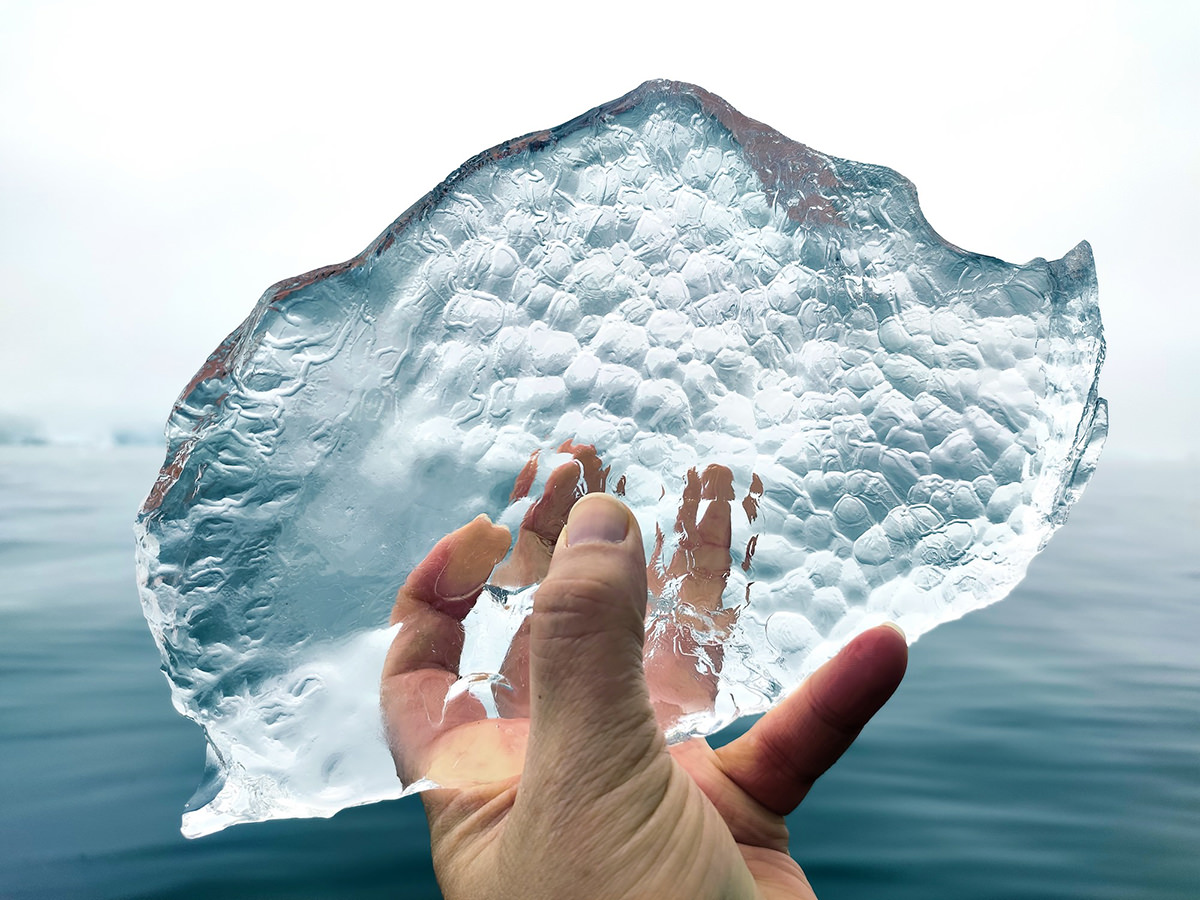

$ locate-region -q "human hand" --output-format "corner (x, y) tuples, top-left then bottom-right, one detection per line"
(381, 454), (907, 899)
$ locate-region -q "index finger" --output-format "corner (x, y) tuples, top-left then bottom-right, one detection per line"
(380, 515), (511, 781)
(713, 623), (908, 815)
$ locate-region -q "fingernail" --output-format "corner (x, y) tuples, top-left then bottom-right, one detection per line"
(431, 516), (506, 602)
(565, 494), (630, 545)
(433, 563), (487, 603)
(882, 621), (907, 641)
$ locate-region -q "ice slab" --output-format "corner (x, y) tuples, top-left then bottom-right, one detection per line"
(135, 80), (1106, 836)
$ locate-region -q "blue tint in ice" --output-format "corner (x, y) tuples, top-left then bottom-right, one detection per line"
(135, 81), (1106, 836)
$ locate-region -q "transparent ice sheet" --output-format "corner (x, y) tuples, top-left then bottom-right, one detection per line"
(135, 80), (1106, 836)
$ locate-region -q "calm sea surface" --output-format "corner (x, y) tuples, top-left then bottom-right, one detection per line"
(0, 446), (1196, 899)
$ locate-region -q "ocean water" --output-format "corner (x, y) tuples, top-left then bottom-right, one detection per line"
(0, 445), (1195, 899)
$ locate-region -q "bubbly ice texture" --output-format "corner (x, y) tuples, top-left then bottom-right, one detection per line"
(135, 80), (1106, 837)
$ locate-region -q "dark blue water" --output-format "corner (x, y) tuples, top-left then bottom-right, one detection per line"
(1, 447), (1196, 899)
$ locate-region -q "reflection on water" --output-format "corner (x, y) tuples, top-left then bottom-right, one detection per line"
(0, 447), (1196, 899)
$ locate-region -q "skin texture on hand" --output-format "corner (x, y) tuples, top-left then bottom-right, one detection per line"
(382, 482), (908, 900)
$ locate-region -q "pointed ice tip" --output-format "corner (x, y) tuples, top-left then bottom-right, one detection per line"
(1063, 240), (1096, 278)
(1049, 238), (1100, 309)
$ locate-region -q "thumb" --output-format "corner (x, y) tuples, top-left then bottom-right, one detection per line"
(521, 493), (661, 799)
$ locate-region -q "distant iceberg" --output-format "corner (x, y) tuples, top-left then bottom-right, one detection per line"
(0, 413), (47, 446)
(111, 426), (163, 447)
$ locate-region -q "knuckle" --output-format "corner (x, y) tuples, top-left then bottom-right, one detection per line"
(535, 570), (643, 638)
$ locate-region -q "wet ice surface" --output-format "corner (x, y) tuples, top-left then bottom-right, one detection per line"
(135, 80), (1106, 836)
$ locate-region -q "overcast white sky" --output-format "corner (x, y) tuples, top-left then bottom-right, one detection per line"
(1, 0), (1196, 459)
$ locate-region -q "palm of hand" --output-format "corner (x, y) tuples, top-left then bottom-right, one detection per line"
(381, 444), (907, 899)
(419, 738), (815, 900)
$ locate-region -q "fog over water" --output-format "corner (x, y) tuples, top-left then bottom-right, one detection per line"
(0, 1), (1197, 460)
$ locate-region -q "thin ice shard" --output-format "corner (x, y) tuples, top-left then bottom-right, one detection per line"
(134, 80), (1106, 836)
